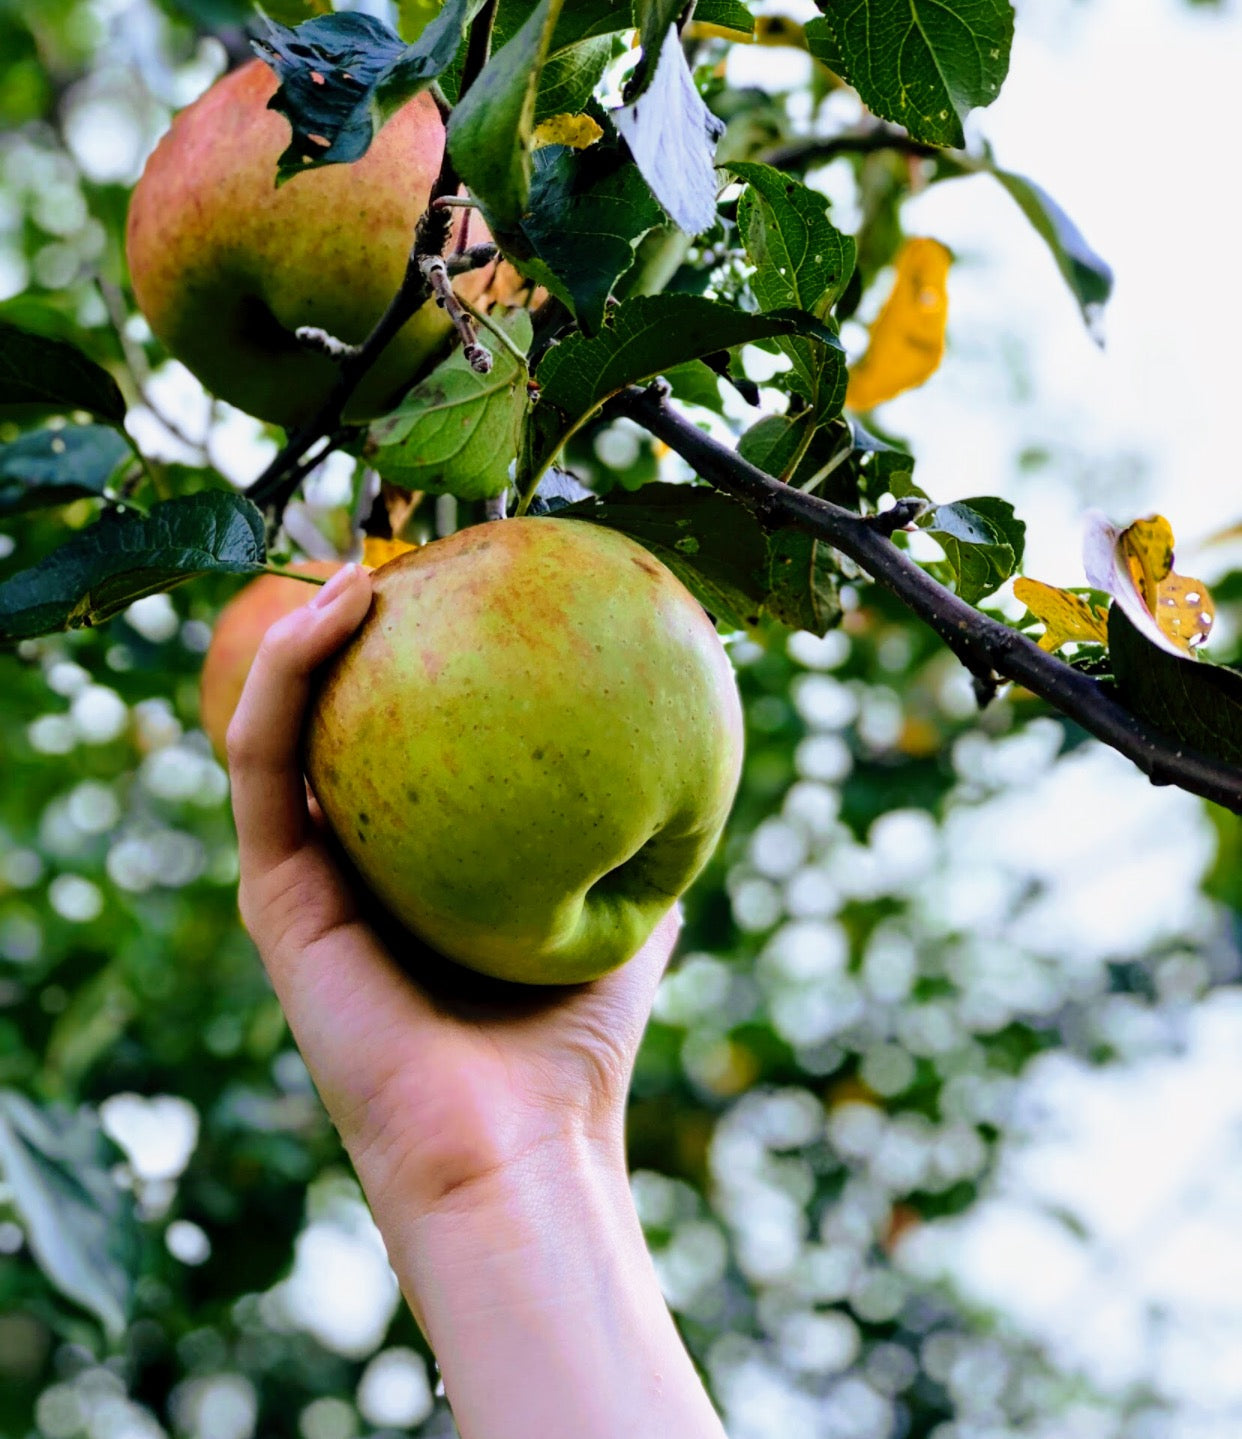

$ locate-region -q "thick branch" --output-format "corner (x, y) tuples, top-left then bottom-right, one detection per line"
(620, 386), (1242, 815)
(246, 0), (498, 518)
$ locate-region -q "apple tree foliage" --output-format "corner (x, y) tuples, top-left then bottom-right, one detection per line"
(1, 1), (1242, 1436)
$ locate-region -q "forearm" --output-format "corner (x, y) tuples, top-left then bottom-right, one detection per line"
(369, 1134), (728, 1439)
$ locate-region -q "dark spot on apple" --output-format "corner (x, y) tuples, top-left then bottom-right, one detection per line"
(359, 812), (370, 825)
(532, 748), (545, 761)
(356, 829), (367, 843)
(406, 787), (420, 804)
(632, 556), (660, 578)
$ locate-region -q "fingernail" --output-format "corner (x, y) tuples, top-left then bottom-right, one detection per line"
(311, 563), (362, 610)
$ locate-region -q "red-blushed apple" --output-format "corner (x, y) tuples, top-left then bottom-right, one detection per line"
(199, 560), (341, 759)
(305, 519), (745, 986)
(126, 61), (518, 429)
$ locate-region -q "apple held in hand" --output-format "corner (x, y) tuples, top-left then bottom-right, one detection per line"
(200, 560), (342, 760)
(126, 61), (512, 429)
(306, 520), (745, 986)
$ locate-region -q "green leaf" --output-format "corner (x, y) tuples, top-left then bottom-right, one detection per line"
(0, 321), (126, 424)
(532, 294), (842, 471)
(558, 482), (770, 631)
(764, 529), (842, 636)
(989, 165), (1114, 331)
(369, 312), (532, 501)
(696, 0), (755, 33)
(256, 5), (472, 183)
(612, 21), (725, 235)
(0, 491), (267, 642)
(921, 495), (1024, 604)
(397, 0), (444, 40)
(1110, 606), (1242, 768)
(806, 0), (1014, 149)
(448, 0), (565, 230)
(0, 426), (130, 514)
(516, 142), (663, 333)
(533, 34), (614, 122)
(730, 161), (856, 316)
(0, 1091), (137, 1339)
(633, 0), (688, 91)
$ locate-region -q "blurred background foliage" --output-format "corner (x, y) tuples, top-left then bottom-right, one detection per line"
(3, 2), (1242, 1439)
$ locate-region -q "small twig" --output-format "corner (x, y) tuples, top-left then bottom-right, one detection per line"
(447, 243), (499, 275)
(421, 256), (492, 374)
(866, 498), (925, 535)
(432, 195), (483, 211)
(295, 327), (363, 362)
(761, 124), (947, 174)
(457, 293), (529, 371)
(618, 384), (1242, 815)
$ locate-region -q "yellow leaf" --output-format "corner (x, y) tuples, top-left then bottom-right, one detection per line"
(532, 114), (604, 151)
(1082, 511), (1215, 657)
(1013, 577), (1108, 653)
(845, 238), (951, 412)
(362, 537), (418, 570)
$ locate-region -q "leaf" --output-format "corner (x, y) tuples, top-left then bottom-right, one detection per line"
(1083, 510), (1215, 658)
(533, 113), (604, 149)
(633, 0), (689, 90)
(0, 321), (126, 424)
(515, 141), (664, 332)
(694, 0), (755, 37)
(1110, 606), (1242, 769)
(362, 536), (419, 568)
(0, 426), (130, 514)
(806, 0), (1014, 149)
(922, 496), (1024, 604)
(1012, 577), (1109, 653)
(730, 161), (856, 316)
(264, 0), (332, 19)
(369, 311), (532, 501)
(397, 0), (444, 40)
(534, 35), (615, 122)
(531, 294), (843, 470)
(612, 22), (725, 236)
(448, 0), (565, 230)
(764, 529), (842, 635)
(0, 491), (267, 642)
(846, 238), (952, 411)
(990, 166), (1113, 334)
(0, 1091), (137, 1339)
(255, 4), (472, 183)
(557, 483), (770, 631)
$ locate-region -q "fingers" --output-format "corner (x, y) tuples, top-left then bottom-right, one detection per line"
(228, 563), (373, 875)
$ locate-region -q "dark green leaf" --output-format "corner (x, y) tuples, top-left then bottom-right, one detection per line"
(516, 142), (663, 333)
(448, 0), (565, 230)
(0, 321), (126, 424)
(922, 495), (1024, 604)
(806, 0), (1014, 148)
(369, 312), (532, 501)
(255, 4), (471, 183)
(1110, 606), (1242, 768)
(989, 165), (1113, 331)
(0, 491), (267, 642)
(533, 33), (614, 121)
(730, 161), (856, 316)
(696, 0), (754, 33)
(663, 360), (725, 412)
(0, 426), (130, 514)
(633, 0), (688, 91)
(764, 529), (842, 636)
(613, 20), (725, 235)
(532, 294), (842, 472)
(557, 482), (769, 630)
(0, 1092), (137, 1339)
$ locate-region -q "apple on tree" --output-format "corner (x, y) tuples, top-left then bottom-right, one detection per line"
(125, 60), (516, 429)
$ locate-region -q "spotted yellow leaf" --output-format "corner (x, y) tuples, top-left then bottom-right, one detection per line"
(845, 238), (951, 412)
(1013, 577), (1108, 653)
(532, 114), (604, 151)
(1083, 511), (1214, 658)
(362, 537), (418, 570)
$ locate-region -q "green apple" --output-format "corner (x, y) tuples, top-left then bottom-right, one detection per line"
(305, 519), (745, 985)
(125, 61), (518, 429)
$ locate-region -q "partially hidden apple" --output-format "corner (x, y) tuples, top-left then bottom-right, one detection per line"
(200, 560), (341, 760)
(306, 519), (745, 986)
(126, 61), (518, 429)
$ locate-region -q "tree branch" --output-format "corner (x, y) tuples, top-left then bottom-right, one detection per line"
(246, 0), (499, 519)
(619, 385), (1242, 815)
(761, 125), (947, 173)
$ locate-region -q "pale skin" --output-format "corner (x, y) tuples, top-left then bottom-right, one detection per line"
(226, 561), (728, 1439)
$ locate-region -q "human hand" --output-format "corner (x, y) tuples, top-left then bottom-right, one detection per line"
(226, 561), (681, 1217)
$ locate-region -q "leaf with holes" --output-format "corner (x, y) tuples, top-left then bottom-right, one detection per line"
(0, 491), (267, 642)
(921, 496), (1025, 605)
(764, 530), (842, 636)
(806, 0), (1014, 149)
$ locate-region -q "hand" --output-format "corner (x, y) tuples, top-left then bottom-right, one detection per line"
(226, 561), (680, 1216)
(226, 560), (725, 1439)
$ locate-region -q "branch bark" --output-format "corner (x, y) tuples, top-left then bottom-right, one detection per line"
(619, 385), (1242, 815)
